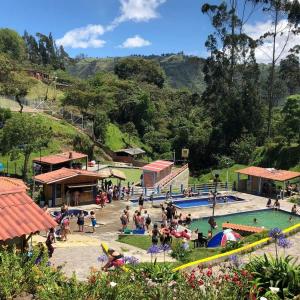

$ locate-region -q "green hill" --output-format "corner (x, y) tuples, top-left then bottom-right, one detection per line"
(67, 53), (206, 94)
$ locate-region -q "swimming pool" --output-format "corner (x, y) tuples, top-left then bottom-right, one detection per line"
(50, 209), (89, 218)
(189, 209), (300, 234)
(173, 195), (242, 209)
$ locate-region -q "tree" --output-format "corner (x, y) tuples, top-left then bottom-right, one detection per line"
(0, 107), (12, 129)
(280, 53), (300, 95)
(280, 95), (300, 144)
(0, 28), (25, 60)
(230, 134), (256, 164)
(1, 114), (52, 179)
(73, 134), (94, 160)
(93, 111), (109, 143)
(0, 53), (35, 113)
(123, 122), (138, 145)
(114, 57), (165, 88)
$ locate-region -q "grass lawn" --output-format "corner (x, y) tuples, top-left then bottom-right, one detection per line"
(105, 123), (151, 153)
(189, 164), (247, 184)
(107, 167), (142, 185)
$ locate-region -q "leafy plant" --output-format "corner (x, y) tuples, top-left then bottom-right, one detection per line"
(246, 254), (300, 299)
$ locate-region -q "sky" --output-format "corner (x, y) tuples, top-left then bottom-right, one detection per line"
(0, 0), (298, 61)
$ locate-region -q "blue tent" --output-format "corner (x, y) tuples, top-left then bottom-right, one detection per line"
(0, 163), (4, 172)
(207, 231), (223, 248)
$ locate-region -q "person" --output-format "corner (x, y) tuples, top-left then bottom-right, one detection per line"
(126, 187), (130, 201)
(144, 210), (151, 231)
(120, 210), (128, 232)
(150, 192), (154, 207)
(151, 224), (160, 245)
(273, 199), (280, 211)
(166, 204), (173, 223)
(77, 211), (85, 232)
(166, 191), (170, 200)
(161, 209), (168, 227)
(185, 214), (192, 225)
(253, 218), (257, 224)
(138, 194), (144, 212)
(291, 204), (298, 215)
(45, 228), (55, 258)
(191, 229), (199, 248)
(182, 238), (189, 250)
(266, 198), (272, 208)
(90, 211), (97, 233)
(66, 190), (71, 207)
(61, 216), (70, 241)
(133, 210), (139, 229)
(207, 230), (212, 239)
(125, 206), (130, 224)
(73, 190), (80, 206)
(208, 216), (217, 229)
(121, 187), (126, 200)
(171, 204), (177, 219)
(108, 187), (113, 203)
(102, 248), (124, 271)
(136, 212), (144, 229)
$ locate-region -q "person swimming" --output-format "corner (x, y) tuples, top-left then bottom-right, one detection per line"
(253, 218), (257, 223)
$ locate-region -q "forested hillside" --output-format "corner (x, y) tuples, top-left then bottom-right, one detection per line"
(0, 0), (300, 180)
(67, 53), (206, 94)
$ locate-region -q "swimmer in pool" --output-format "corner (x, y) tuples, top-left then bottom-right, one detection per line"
(253, 218), (257, 223)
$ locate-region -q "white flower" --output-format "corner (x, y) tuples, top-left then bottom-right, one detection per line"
(110, 281), (117, 288)
(260, 297), (268, 300)
(269, 287), (280, 294)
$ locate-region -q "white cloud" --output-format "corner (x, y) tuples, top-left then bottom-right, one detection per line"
(119, 35), (151, 48)
(108, 0), (166, 30)
(244, 19), (300, 63)
(56, 24), (106, 49)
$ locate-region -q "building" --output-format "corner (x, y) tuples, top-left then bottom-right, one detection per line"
(0, 177), (56, 250)
(114, 148), (145, 164)
(142, 160), (174, 187)
(33, 151), (88, 174)
(34, 168), (106, 207)
(235, 166), (300, 197)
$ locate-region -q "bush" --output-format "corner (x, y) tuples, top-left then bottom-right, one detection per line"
(246, 254), (300, 299)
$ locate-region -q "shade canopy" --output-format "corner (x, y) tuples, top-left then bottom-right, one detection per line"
(236, 166), (300, 182)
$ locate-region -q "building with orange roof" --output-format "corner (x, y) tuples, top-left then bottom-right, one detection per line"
(0, 177), (57, 250)
(33, 151), (88, 173)
(34, 168), (106, 207)
(235, 166), (300, 197)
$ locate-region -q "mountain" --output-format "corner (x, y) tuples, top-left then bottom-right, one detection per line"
(67, 53), (206, 94)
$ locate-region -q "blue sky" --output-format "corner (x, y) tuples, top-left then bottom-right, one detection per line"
(0, 0), (296, 60)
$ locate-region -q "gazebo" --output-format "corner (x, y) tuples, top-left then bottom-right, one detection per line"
(235, 166), (300, 198)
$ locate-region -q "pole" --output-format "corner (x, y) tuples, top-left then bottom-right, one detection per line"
(173, 150), (175, 164)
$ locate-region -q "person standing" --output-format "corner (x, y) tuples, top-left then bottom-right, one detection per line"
(65, 190), (71, 207)
(74, 190), (80, 206)
(77, 211), (85, 232)
(90, 211), (97, 233)
(45, 228), (55, 258)
(108, 187), (113, 203)
(138, 194), (144, 212)
(120, 210), (128, 232)
(166, 204), (173, 224)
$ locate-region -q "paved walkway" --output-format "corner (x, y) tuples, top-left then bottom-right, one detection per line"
(34, 192), (299, 280)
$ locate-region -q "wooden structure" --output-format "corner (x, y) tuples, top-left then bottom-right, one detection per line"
(33, 151), (88, 174)
(142, 160), (174, 187)
(222, 223), (264, 236)
(236, 166), (300, 198)
(34, 168), (103, 207)
(0, 177), (56, 250)
(114, 148), (145, 164)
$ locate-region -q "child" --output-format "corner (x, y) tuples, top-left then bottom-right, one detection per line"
(77, 211), (85, 232)
(90, 211), (97, 233)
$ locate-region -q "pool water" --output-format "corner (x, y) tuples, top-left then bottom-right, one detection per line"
(173, 195), (241, 209)
(189, 209), (300, 234)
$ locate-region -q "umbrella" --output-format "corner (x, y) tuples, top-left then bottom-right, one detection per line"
(221, 229), (241, 246)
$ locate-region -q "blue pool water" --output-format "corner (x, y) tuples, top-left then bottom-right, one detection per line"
(173, 195), (242, 209)
(51, 209), (89, 218)
(130, 193), (210, 203)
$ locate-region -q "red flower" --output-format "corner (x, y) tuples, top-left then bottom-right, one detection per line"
(198, 279), (204, 286)
(206, 270), (212, 277)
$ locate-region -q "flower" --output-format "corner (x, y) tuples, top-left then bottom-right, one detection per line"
(278, 237), (292, 249)
(160, 244), (171, 252)
(97, 254), (108, 263)
(110, 281), (117, 288)
(124, 256), (140, 265)
(269, 228), (284, 239)
(269, 287), (280, 294)
(147, 245), (160, 254)
(260, 297), (268, 300)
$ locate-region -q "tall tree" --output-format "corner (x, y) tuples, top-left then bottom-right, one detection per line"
(1, 114), (52, 179)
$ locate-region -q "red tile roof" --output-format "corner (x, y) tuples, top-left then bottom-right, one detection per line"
(34, 167), (103, 184)
(222, 223), (264, 234)
(33, 151), (87, 165)
(0, 189), (57, 241)
(142, 160), (174, 173)
(0, 177), (28, 191)
(236, 166), (300, 182)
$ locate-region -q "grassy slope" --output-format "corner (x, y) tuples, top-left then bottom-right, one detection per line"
(189, 164), (247, 184)
(105, 123), (151, 153)
(27, 80), (65, 101)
